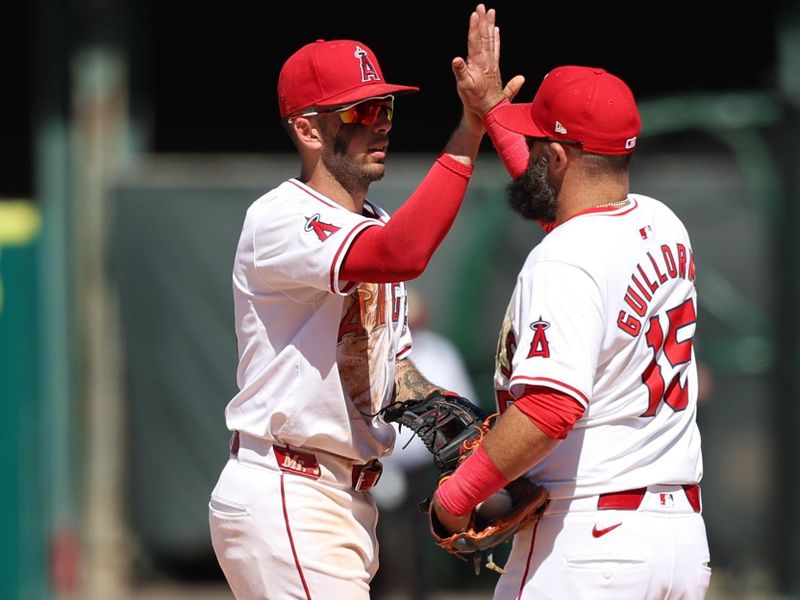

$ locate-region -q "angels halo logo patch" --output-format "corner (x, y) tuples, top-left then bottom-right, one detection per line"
(304, 213), (341, 241)
(527, 317), (551, 358)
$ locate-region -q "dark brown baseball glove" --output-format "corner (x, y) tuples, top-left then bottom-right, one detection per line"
(380, 390), (489, 476)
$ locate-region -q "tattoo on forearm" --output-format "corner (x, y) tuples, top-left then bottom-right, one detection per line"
(394, 359), (438, 403)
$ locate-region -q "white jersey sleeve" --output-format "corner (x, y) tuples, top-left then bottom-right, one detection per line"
(241, 179), (382, 298)
(506, 260), (604, 408)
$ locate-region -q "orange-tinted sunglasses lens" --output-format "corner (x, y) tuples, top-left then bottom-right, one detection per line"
(336, 97), (394, 125)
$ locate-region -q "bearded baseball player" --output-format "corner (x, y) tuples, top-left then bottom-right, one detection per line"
(429, 9), (712, 599)
(207, 6), (512, 599)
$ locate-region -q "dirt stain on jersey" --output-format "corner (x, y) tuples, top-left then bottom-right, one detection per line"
(337, 283), (393, 416)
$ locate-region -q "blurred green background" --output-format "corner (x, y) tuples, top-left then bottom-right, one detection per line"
(2, 1), (800, 599)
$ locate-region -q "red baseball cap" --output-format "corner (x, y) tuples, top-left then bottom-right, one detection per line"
(278, 39), (420, 118)
(492, 66), (641, 155)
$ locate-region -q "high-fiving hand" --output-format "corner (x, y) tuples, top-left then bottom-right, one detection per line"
(452, 4), (525, 120)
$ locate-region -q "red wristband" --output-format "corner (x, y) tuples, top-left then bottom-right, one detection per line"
(434, 445), (509, 516)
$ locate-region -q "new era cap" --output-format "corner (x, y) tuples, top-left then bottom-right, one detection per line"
(278, 39), (420, 118)
(492, 66), (641, 155)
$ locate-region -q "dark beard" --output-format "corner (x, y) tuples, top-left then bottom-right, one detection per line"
(506, 154), (557, 222)
(320, 124), (385, 189)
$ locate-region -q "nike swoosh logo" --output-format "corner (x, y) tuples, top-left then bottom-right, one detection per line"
(592, 522), (622, 538)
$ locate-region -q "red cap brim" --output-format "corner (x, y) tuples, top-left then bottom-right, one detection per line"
(491, 102), (547, 137)
(313, 83), (420, 109)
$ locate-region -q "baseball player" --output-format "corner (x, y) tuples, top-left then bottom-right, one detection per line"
(429, 9), (712, 599)
(208, 6), (506, 599)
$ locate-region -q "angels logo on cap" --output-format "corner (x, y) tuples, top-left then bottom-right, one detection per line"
(354, 46), (380, 83)
(278, 39), (419, 118)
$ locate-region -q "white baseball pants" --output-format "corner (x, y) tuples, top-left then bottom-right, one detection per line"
(209, 453), (379, 600)
(494, 485), (711, 599)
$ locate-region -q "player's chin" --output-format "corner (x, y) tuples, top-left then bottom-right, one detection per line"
(362, 163), (386, 183)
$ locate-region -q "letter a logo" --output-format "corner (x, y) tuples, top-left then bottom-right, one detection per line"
(527, 317), (551, 358)
(305, 214), (341, 241)
(354, 46), (380, 82)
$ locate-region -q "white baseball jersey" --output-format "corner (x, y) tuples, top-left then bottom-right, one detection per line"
(224, 178), (411, 463)
(494, 194), (703, 499)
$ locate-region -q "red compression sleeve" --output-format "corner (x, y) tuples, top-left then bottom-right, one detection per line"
(513, 385), (586, 440)
(435, 445), (510, 516)
(483, 99), (530, 179)
(340, 154), (473, 283)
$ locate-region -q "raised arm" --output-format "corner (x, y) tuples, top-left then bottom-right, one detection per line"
(340, 5), (494, 284)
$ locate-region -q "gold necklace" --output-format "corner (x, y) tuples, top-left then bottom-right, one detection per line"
(594, 197), (630, 209)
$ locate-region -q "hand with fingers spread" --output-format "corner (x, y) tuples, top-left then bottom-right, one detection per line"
(452, 4), (525, 121)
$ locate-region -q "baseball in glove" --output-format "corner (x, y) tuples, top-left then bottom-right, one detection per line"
(381, 391), (550, 574)
(428, 476), (549, 574)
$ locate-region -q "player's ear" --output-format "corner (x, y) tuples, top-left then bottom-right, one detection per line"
(547, 142), (570, 175)
(291, 116), (324, 150)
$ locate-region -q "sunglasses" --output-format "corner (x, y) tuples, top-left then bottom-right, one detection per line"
(291, 95), (395, 126)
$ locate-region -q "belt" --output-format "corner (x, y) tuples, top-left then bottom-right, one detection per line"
(598, 484), (701, 512)
(351, 460), (384, 492)
(230, 431), (383, 493)
(545, 484), (702, 515)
